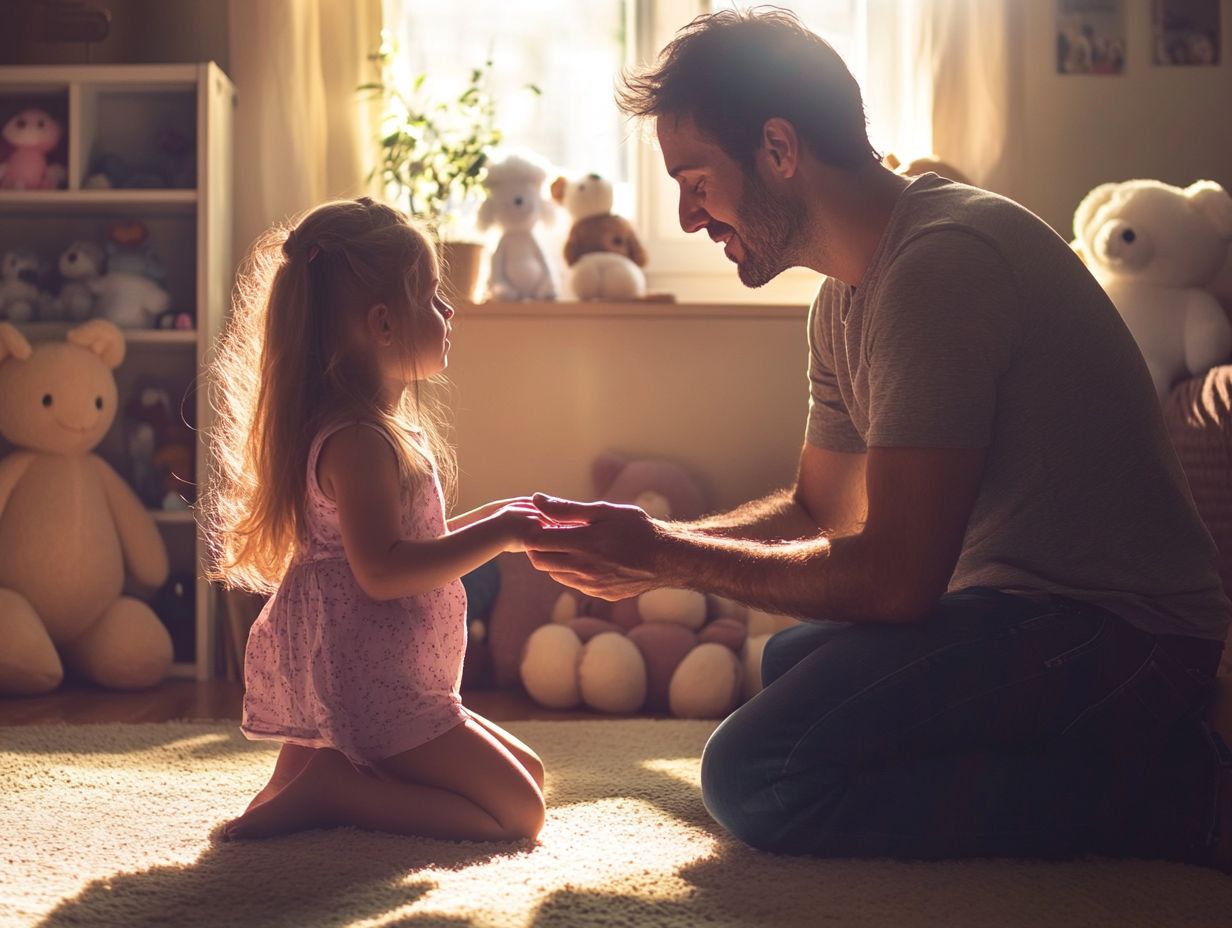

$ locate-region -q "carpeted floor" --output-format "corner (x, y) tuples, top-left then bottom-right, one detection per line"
(3, 721), (1232, 928)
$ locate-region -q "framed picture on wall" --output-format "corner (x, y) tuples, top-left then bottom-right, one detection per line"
(1056, 0), (1127, 75)
(1152, 0), (1221, 65)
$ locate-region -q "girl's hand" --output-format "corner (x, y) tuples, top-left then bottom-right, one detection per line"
(494, 500), (563, 553)
(448, 496), (539, 533)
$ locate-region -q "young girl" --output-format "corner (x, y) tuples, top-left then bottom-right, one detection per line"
(205, 197), (550, 842)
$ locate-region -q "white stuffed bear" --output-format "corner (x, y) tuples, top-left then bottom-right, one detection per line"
(551, 172), (647, 301)
(1073, 179), (1232, 399)
(478, 152), (558, 302)
(0, 250), (43, 323)
(90, 270), (170, 329)
(0, 319), (172, 694)
(54, 240), (105, 322)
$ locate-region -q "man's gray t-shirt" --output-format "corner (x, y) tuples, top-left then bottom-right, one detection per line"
(807, 173), (1229, 641)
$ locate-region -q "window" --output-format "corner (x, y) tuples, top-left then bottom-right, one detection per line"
(382, 0), (928, 304)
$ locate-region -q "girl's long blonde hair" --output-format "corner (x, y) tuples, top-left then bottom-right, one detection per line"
(203, 197), (456, 593)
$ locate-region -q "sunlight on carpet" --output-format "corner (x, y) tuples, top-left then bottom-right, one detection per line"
(3, 720), (1232, 928)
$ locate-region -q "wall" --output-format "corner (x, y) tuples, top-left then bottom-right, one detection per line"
(445, 303), (809, 514)
(0, 0), (228, 69)
(1016, 0), (1232, 235)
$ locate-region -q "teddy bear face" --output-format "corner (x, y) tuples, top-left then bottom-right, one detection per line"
(0, 341), (118, 455)
(3, 109), (62, 153)
(1074, 180), (1232, 289)
(558, 173), (613, 221)
(2, 250), (39, 284)
(59, 242), (105, 281)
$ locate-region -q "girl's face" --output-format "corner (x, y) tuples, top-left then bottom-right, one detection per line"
(400, 280), (454, 381)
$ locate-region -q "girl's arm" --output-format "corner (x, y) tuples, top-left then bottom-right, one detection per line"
(320, 424), (546, 602)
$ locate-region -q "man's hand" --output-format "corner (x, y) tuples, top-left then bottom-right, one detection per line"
(525, 494), (667, 600)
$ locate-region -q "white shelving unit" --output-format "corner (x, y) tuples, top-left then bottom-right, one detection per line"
(0, 63), (234, 681)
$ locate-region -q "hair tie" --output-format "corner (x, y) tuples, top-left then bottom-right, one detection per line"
(307, 244), (321, 263)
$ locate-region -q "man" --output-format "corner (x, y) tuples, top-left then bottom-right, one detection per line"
(526, 8), (1230, 864)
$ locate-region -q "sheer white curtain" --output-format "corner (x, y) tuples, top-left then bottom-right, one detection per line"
(228, 0), (382, 259)
(918, 0), (1023, 195)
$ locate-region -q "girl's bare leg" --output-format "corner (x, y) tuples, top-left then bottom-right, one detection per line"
(245, 743), (317, 813)
(223, 717), (545, 842)
(464, 708), (545, 789)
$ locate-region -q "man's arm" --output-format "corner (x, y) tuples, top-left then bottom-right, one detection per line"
(682, 442), (867, 541)
(530, 444), (984, 624)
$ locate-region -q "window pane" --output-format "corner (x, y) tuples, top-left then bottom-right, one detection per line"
(383, 0), (630, 219)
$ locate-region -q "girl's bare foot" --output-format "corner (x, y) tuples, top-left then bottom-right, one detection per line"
(224, 750), (353, 840)
(243, 781), (286, 814)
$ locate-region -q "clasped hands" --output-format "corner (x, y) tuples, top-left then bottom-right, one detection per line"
(497, 493), (666, 600)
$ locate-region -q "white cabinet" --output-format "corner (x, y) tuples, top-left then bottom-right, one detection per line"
(0, 63), (234, 681)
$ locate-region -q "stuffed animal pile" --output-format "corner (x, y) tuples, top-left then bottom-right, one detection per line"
(1072, 178), (1232, 400)
(0, 320), (172, 695)
(550, 172), (648, 300)
(0, 220), (177, 329)
(475, 451), (798, 717)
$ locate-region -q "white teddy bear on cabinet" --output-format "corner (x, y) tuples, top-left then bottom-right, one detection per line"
(1072, 178), (1232, 399)
(478, 152), (558, 302)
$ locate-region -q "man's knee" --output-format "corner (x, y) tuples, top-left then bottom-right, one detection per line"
(700, 709), (807, 851)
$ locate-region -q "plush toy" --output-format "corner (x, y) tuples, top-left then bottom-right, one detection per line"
(0, 250), (43, 323)
(1072, 179), (1232, 400)
(551, 172), (647, 300)
(125, 383), (195, 510)
(478, 152), (558, 302)
(90, 220), (170, 329)
(883, 153), (971, 186)
(0, 108), (66, 191)
(0, 320), (172, 695)
(54, 241), (105, 322)
(505, 451), (798, 717)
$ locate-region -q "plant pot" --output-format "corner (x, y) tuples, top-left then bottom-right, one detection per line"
(440, 241), (483, 304)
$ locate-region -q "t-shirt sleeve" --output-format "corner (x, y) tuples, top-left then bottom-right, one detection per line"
(865, 230), (1020, 449)
(806, 284), (867, 453)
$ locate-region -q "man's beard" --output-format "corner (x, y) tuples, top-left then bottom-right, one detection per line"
(732, 172), (807, 288)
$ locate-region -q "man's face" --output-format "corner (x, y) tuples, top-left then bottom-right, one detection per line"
(656, 114), (804, 288)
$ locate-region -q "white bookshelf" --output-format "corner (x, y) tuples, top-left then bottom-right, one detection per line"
(0, 63), (234, 681)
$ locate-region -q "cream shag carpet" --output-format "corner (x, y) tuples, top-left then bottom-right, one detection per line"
(3, 721), (1232, 928)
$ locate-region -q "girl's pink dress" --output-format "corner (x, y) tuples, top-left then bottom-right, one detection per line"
(241, 421), (468, 765)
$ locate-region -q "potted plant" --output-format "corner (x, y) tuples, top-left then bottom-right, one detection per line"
(361, 36), (522, 303)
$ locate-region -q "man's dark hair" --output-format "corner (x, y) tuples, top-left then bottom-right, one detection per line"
(617, 7), (879, 170)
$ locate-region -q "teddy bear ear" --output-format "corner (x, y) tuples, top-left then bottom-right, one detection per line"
(1185, 180), (1232, 240)
(550, 175), (566, 204)
(1073, 182), (1121, 241)
(66, 318), (126, 369)
(0, 322), (33, 364)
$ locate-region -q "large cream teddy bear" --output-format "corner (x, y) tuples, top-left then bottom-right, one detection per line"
(0, 320), (172, 694)
(509, 451), (798, 717)
(1072, 179), (1232, 400)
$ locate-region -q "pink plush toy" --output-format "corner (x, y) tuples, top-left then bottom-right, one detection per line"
(0, 108), (66, 191)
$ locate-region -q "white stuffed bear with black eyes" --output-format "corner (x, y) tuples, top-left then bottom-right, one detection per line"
(1072, 179), (1232, 399)
(478, 151), (558, 302)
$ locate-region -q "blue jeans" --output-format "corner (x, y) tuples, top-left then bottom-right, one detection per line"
(701, 587), (1225, 859)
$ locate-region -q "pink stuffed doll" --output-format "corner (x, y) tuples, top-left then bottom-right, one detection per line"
(0, 108), (66, 191)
